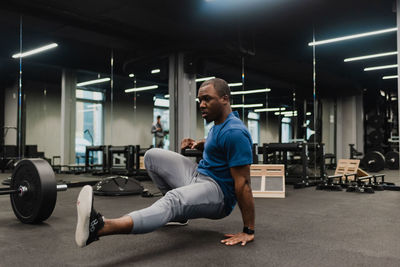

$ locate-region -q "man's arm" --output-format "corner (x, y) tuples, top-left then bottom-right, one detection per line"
(221, 164), (255, 246)
(151, 125), (157, 134)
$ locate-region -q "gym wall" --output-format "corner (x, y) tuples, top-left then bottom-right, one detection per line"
(25, 80), (62, 160)
(3, 84), (18, 145)
(321, 98), (335, 154)
(259, 114), (279, 144)
(104, 90), (154, 148)
(336, 94), (364, 159)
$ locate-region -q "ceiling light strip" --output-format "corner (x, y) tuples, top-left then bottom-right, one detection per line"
(195, 76), (216, 82)
(344, 51), (398, 62)
(308, 27), (397, 46)
(12, 43), (58, 58)
(231, 103), (263, 108)
(231, 88), (271, 95)
(77, 78), (110, 87)
(228, 82), (243, 87)
(254, 107), (286, 112)
(125, 85), (159, 93)
(364, 64), (398, 71)
(382, 75), (398, 80)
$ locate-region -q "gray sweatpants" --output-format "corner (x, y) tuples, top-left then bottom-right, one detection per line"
(128, 148), (227, 234)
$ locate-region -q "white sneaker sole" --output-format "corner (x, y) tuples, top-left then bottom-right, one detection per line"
(165, 221), (189, 226)
(75, 185), (93, 248)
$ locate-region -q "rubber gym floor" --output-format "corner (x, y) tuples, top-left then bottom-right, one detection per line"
(0, 171), (399, 267)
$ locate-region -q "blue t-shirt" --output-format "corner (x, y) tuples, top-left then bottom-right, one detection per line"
(197, 111), (253, 215)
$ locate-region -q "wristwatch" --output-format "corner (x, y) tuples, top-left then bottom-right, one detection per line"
(243, 227), (255, 235)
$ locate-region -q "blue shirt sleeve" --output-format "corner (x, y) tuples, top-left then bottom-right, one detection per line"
(223, 129), (253, 168)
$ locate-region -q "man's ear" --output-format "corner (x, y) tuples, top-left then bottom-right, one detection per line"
(222, 95), (229, 103)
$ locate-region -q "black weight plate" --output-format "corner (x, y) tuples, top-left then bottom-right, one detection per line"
(361, 151), (385, 172)
(385, 151), (400, 170)
(367, 114), (384, 129)
(367, 130), (384, 145)
(10, 159), (57, 224)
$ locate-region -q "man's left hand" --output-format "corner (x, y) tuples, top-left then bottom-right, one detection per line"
(221, 232), (254, 246)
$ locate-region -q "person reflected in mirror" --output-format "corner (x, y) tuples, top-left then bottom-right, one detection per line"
(151, 115), (164, 148)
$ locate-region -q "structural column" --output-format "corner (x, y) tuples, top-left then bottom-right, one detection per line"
(168, 53), (197, 152)
(397, 0), (400, 154)
(60, 69), (76, 165)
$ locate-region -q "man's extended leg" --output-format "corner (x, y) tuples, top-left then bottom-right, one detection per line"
(75, 174), (226, 247)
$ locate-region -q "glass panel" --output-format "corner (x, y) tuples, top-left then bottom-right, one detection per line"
(313, 6), (397, 182)
(0, 11), (20, 169)
(153, 107), (170, 149)
(75, 98), (104, 164)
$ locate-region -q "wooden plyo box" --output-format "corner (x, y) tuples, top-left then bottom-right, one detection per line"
(250, 164), (285, 198)
(139, 156), (146, 170)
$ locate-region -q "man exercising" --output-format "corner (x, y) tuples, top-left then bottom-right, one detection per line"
(75, 78), (255, 247)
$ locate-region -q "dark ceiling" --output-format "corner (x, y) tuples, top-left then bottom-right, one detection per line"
(0, 0), (397, 105)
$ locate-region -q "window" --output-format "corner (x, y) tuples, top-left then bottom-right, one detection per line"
(247, 112), (260, 144)
(281, 117), (292, 143)
(75, 90), (104, 164)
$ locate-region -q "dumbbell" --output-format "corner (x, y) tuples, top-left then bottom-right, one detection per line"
(0, 158), (67, 224)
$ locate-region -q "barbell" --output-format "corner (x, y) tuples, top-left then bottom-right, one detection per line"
(361, 151), (385, 172)
(0, 158), (67, 224)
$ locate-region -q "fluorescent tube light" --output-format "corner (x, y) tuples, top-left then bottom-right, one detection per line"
(12, 43), (58, 58)
(364, 64), (398, 71)
(151, 69), (160, 74)
(196, 76), (215, 82)
(254, 107), (286, 112)
(231, 88), (271, 95)
(77, 78), (110, 87)
(308, 27), (397, 46)
(164, 94), (170, 98)
(231, 103), (263, 108)
(344, 51), (398, 62)
(154, 98), (169, 107)
(125, 85), (159, 93)
(228, 82), (243, 87)
(274, 111), (297, 115)
(306, 112), (312, 115)
(382, 75), (398, 80)
(248, 112), (260, 120)
(129, 73), (135, 77)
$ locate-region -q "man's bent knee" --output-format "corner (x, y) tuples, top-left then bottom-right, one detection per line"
(144, 148), (164, 169)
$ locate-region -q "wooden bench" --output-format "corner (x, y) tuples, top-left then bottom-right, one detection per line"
(250, 164), (285, 198)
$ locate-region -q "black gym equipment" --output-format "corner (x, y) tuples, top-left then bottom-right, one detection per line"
(385, 151), (399, 170)
(108, 145), (135, 175)
(367, 114), (384, 129)
(346, 176), (375, 194)
(261, 143), (311, 188)
(315, 174), (343, 191)
(0, 158), (67, 223)
(85, 145), (108, 174)
(93, 176), (143, 196)
(367, 130), (384, 145)
(361, 151), (385, 172)
(349, 144), (363, 160)
(181, 148), (203, 163)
